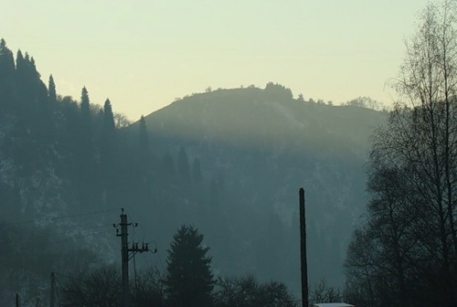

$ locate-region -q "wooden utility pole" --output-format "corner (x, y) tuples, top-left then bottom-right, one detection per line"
(299, 188), (309, 307)
(114, 208), (149, 307)
(50, 273), (55, 307)
(15, 293), (19, 307)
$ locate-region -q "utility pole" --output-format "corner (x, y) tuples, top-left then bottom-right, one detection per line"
(299, 188), (309, 307)
(114, 208), (149, 307)
(15, 293), (19, 307)
(50, 273), (55, 307)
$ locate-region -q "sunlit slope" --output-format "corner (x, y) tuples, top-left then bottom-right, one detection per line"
(141, 86), (386, 288)
(145, 87), (383, 155)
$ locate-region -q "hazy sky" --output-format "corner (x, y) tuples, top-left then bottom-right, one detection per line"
(3, 0), (430, 120)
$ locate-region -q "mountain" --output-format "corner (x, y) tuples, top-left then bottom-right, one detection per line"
(137, 84), (387, 290)
(0, 38), (387, 303)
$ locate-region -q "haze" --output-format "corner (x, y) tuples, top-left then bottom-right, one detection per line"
(3, 0), (429, 120)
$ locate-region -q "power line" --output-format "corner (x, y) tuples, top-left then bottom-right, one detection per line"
(7, 208), (120, 225)
(0, 229), (113, 253)
(0, 223), (112, 246)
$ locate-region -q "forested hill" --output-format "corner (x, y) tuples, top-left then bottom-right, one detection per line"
(137, 84), (387, 289)
(0, 39), (386, 304)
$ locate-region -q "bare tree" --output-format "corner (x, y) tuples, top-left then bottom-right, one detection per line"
(61, 265), (121, 307)
(309, 279), (342, 305)
(346, 1), (457, 306)
(214, 275), (298, 307)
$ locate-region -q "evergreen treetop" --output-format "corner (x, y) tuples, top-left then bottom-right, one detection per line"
(166, 225), (214, 307)
(48, 75), (57, 103)
(103, 98), (115, 133)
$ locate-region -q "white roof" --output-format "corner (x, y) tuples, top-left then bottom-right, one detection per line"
(314, 304), (354, 307)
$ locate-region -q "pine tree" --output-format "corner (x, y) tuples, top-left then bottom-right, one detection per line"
(100, 98), (116, 187)
(103, 98), (115, 133)
(165, 225), (214, 307)
(76, 86), (97, 209)
(0, 39), (15, 108)
(79, 86), (93, 150)
(48, 75), (56, 104)
(80, 86), (91, 128)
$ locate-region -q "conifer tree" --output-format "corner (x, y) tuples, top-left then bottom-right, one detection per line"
(100, 98), (116, 186)
(76, 86), (97, 209)
(48, 75), (56, 104)
(165, 225), (214, 307)
(103, 98), (115, 133)
(0, 39), (15, 107)
(78, 86), (93, 153)
(16, 50), (24, 72)
(80, 86), (91, 127)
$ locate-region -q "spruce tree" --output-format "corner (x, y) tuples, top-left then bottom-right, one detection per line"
(165, 225), (214, 307)
(80, 86), (91, 128)
(0, 39), (15, 107)
(76, 86), (97, 209)
(103, 98), (115, 133)
(100, 98), (116, 187)
(48, 75), (56, 104)
(79, 86), (92, 153)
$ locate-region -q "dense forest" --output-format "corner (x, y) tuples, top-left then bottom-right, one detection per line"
(2, 1), (457, 306)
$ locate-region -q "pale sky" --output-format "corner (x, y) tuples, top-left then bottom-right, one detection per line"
(2, 0), (431, 120)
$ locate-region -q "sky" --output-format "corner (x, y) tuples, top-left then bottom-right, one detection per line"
(2, 0), (431, 121)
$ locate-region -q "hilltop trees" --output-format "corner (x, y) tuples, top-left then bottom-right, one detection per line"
(0, 39), (15, 108)
(345, 1), (457, 306)
(264, 82), (293, 101)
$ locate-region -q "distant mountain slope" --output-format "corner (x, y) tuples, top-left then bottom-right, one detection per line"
(141, 85), (387, 289)
(0, 38), (386, 299)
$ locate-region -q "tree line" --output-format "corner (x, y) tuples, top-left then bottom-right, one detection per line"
(60, 225), (298, 307)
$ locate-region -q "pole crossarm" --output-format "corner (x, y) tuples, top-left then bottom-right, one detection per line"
(113, 208), (152, 307)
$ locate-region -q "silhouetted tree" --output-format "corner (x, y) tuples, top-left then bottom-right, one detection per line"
(0, 39), (15, 108)
(103, 99), (115, 133)
(48, 74), (56, 104)
(309, 280), (342, 305)
(100, 98), (116, 191)
(132, 268), (166, 307)
(345, 1), (457, 306)
(165, 225), (215, 307)
(62, 265), (121, 307)
(264, 82), (293, 101)
(80, 86), (91, 131)
(214, 275), (297, 307)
